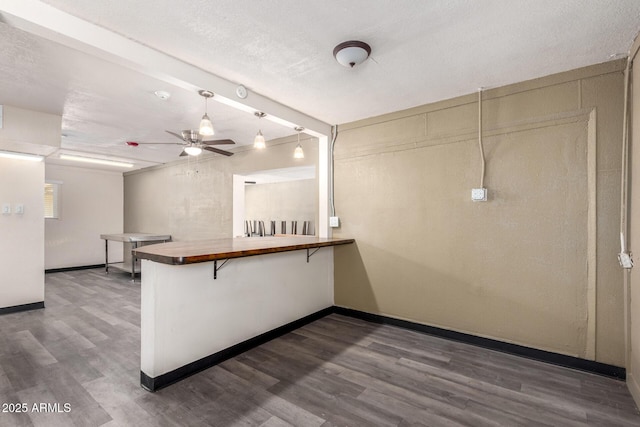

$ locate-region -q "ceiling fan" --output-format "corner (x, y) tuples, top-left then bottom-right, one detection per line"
(126, 130), (235, 157)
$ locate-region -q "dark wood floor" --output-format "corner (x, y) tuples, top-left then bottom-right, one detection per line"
(0, 269), (638, 426)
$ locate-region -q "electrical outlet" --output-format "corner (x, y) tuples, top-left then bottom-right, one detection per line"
(14, 204), (24, 215)
(2, 203), (10, 215)
(471, 188), (487, 202)
(329, 216), (340, 228)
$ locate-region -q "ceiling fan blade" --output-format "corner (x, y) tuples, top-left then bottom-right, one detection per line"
(201, 139), (235, 145)
(179, 149), (188, 157)
(166, 130), (186, 141)
(204, 146), (234, 156)
(133, 141), (183, 145)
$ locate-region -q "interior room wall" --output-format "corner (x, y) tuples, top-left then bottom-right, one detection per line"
(627, 37), (640, 405)
(333, 60), (626, 367)
(44, 164), (124, 269)
(0, 105), (61, 156)
(124, 135), (318, 242)
(0, 158), (45, 309)
(244, 179), (316, 234)
(0, 105), (60, 310)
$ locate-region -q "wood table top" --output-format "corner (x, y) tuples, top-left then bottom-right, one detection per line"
(132, 236), (355, 265)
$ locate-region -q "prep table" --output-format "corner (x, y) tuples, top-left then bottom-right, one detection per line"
(100, 233), (171, 280)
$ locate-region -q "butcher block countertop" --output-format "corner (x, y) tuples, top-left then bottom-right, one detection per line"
(132, 236), (355, 265)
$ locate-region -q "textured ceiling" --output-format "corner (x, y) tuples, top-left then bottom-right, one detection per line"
(1, 0), (640, 170)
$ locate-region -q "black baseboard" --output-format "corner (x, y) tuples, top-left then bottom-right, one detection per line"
(45, 264), (105, 274)
(0, 301), (45, 315)
(334, 306), (626, 380)
(140, 304), (625, 392)
(140, 306), (335, 392)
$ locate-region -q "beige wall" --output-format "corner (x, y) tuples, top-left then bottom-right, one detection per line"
(45, 164), (124, 269)
(123, 60), (627, 367)
(245, 179), (316, 234)
(333, 60), (625, 366)
(627, 38), (640, 405)
(124, 135), (318, 241)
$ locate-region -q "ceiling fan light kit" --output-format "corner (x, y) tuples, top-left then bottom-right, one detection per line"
(184, 145), (202, 156)
(126, 130), (235, 158)
(333, 40), (371, 68)
(198, 90), (215, 136)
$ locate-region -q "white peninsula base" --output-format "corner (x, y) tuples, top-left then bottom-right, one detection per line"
(140, 247), (334, 390)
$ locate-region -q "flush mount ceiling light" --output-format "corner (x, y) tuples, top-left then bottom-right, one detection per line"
(254, 112), (266, 149)
(333, 40), (371, 68)
(293, 127), (304, 159)
(198, 90), (215, 136)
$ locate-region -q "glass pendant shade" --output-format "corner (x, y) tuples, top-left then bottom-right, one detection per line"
(199, 113), (214, 136)
(254, 130), (266, 149)
(293, 127), (304, 158)
(184, 145), (202, 156)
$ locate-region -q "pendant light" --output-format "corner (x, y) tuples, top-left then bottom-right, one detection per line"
(254, 112), (266, 149)
(198, 90), (215, 136)
(294, 127), (304, 159)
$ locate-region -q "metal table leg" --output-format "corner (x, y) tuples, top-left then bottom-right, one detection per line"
(131, 242), (137, 281)
(105, 239), (109, 274)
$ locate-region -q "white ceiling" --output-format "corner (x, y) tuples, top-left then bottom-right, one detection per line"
(1, 0), (639, 171)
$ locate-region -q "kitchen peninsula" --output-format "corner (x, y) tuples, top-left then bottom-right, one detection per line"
(133, 236), (354, 391)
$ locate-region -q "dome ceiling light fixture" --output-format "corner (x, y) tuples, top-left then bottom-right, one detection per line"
(333, 40), (371, 68)
(198, 90), (215, 136)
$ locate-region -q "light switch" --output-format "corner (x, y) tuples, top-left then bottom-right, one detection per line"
(2, 203), (10, 215)
(14, 204), (24, 215)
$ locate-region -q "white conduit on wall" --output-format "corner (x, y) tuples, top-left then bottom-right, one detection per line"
(619, 44), (640, 269)
(621, 37), (640, 373)
(478, 88), (486, 189)
(329, 125), (338, 217)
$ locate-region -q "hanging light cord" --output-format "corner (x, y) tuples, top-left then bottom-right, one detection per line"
(478, 88), (486, 188)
